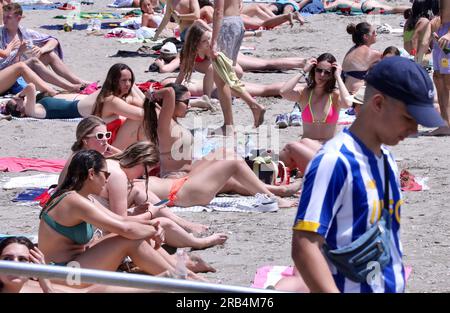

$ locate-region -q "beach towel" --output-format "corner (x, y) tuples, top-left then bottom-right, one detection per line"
(22, 3), (59, 11)
(299, 0), (325, 14)
(170, 195), (279, 213)
(108, 0), (134, 8)
(2, 114), (82, 122)
(12, 188), (47, 202)
(54, 12), (122, 19)
(2, 174), (59, 189)
(40, 22), (118, 31)
(251, 265), (413, 289)
(0, 157), (66, 173)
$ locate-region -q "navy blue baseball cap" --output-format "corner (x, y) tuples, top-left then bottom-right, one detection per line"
(365, 56), (446, 128)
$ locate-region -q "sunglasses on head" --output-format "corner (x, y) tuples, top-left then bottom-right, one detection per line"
(315, 68), (332, 75)
(86, 131), (112, 140)
(177, 99), (190, 105)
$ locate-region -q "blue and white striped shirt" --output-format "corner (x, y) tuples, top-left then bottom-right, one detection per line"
(293, 128), (405, 293)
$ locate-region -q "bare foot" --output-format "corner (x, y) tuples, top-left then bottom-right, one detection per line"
(186, 253), (217, 273)
(292, 12), (305, 25)
(277, 197), (297, 208)
(274, 179), (302, 197)
(195, 233), (228, 250)
(423, 127), (450, 136)
(210, 125), (235, 137)
(188, 223), (209, 236)
(251, 105), (266, 128)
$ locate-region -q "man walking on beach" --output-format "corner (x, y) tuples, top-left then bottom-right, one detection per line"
(210, 0), (265, 133)
(429, 0), (450, 136)
(291, 57), (446, 293)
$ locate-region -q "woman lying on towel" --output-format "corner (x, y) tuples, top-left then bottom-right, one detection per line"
(58, 117), (220, 252)
(199, 0), (304, 30)
(1, 83), (92, 119)
(38, 149), (207, 284)
(278, 53), (352, 174)
(143, 84), (300, 208)
(322, 0), (409, 14)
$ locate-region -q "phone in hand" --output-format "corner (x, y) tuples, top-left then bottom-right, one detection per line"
(154, 199), (169, 208)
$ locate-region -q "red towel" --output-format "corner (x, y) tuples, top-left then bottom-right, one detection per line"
(0, 157), (66, 173)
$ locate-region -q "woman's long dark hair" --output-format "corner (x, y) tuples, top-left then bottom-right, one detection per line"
(307, 53), (337, 94)
(143, 83), (189, 145)
(405, 0), (437, 31)
(41, 150), (106, 216)
(179, 23), (208, 83)
(346, 22), (372, 46)
(0, 236), (34, 291)
(92, 63), (135, 117)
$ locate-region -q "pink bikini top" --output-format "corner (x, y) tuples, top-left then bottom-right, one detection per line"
(301, 90), (339, 124)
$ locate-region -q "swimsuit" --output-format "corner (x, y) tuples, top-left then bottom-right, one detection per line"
(433, 22), (450, 74)
(106, 118), (125, 144)
(40, 192), (94, 245)
(272, 0), (300, 15)
(195, 55), (206, 63)
(167, 176), (188, 206)
(38, 97), (82, 119)
(301, 90), (338, 124)
(341, 70), (367, 83)
(403, 29), (414, 43)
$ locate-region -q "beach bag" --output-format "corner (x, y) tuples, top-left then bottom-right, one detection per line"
(245, 151), (290, 186)
(322, 154), (392, 283)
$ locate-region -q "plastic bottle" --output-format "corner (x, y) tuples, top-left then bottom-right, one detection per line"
(173, 248), (188, 279)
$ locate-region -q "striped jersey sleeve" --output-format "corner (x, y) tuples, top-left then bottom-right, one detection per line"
(293, 151), (348, 237)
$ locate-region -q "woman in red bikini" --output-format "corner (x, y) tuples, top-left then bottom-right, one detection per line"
(278, 53), (352, 174)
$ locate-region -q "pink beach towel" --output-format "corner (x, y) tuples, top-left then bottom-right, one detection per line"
(251, 265), (413, 290)
(0, 157), (66, 173)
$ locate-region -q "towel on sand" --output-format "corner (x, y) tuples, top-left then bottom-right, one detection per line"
(0, 157), (66, 173)
(2, 174), (59, 189)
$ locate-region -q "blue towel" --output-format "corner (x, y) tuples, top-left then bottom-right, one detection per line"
(300, 0), (325, 14)
(12, 188), (47, 202)
(22, 3), (60, 11)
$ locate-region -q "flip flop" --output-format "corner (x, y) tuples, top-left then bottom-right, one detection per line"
(57, 3), (76, 10)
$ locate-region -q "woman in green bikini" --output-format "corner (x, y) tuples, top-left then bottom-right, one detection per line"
(38, 149), (205, 283)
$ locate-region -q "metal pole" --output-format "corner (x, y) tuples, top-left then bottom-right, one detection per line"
(0, 261), (279, 293)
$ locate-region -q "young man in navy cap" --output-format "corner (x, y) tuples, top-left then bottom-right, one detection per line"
(291, 57), (445, 293)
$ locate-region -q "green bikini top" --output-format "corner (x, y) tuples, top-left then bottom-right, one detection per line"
(403, 29), (414, 43)
(40, 192), (94, 245)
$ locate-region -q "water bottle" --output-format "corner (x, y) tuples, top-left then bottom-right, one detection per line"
(173, 248), (188, 279)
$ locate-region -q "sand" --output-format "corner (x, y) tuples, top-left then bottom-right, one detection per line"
(1, 0), (450, 292)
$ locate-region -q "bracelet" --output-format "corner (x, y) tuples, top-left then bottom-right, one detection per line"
(147, 209), (153, 220)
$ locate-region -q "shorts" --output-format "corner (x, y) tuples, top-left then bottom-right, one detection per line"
(217, 16), (245, 65)
(433, 22), (450, 74)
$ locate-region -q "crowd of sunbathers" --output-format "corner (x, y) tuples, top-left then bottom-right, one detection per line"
(1, 0), (449, 293)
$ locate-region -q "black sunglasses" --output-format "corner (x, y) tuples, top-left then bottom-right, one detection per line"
(177, 99), (190, 105)
(315, 68), (332, 75)
(99, 170), (111, 180)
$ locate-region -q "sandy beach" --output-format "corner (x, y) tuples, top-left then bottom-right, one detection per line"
(1, 0), (449, 292)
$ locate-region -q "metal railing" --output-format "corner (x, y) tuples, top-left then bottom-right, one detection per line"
(0, 261), (279, 293)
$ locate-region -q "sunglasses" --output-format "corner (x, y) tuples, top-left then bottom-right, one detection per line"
(86, 131), (112, 140)
(177, 99), (190, 106)
(315, 68), (332, 75)
(99, 170), (111, 180)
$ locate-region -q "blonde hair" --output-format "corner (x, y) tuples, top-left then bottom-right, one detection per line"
(72, 116), (106, 152)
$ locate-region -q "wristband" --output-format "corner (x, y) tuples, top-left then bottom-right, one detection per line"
(410, 48), (417, 56)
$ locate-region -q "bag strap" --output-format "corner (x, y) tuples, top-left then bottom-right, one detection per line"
(383, 153), (389, 211)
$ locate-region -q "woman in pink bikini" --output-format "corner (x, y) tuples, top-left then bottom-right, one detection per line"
(278, 53), (352, 174)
